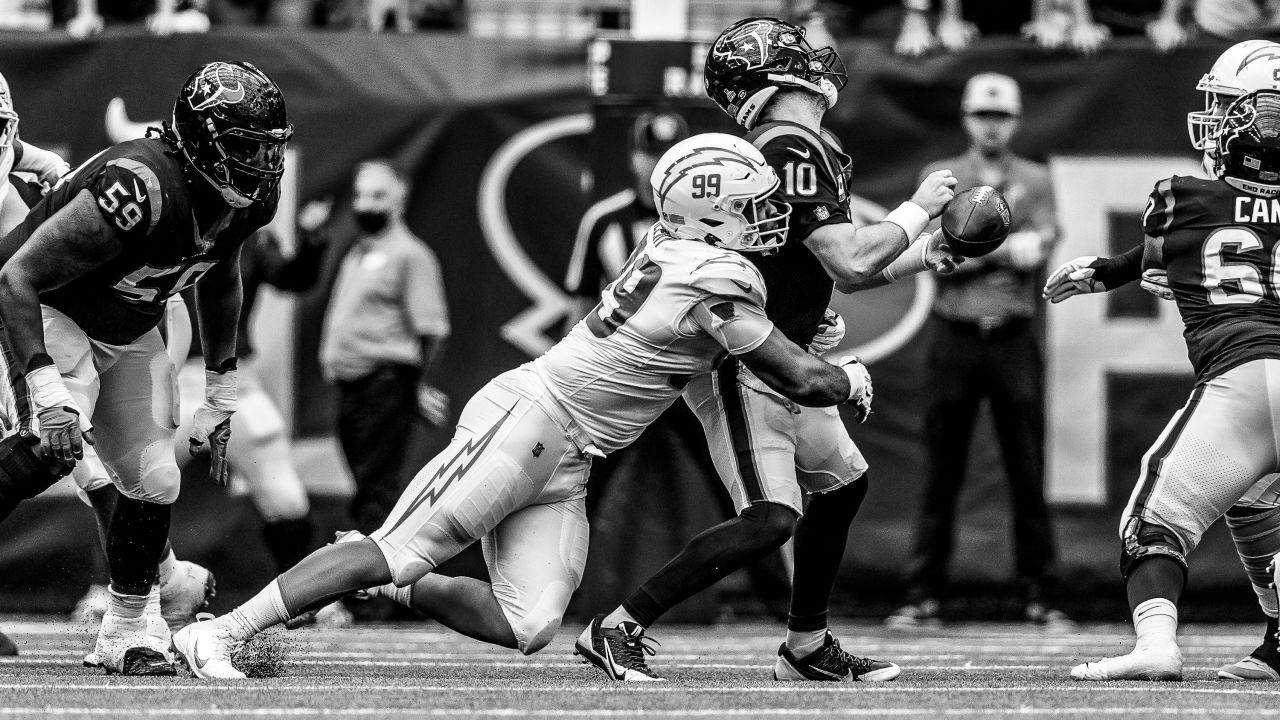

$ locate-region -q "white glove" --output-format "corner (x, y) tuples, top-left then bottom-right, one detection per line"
(66, 11), (104, 38)
(26, 364), (93, 466)
(416, 384), (450, 427)
(1140, 268), (1174, 300)
(808, 308), (846, 355)
(1042, 255), (1104, 303)
(190, 369), (236, 486)
(836, 355), (873, 424)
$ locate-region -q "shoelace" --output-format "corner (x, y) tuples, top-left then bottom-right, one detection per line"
(612, 627), (661, 672)
(821, 636), (876, 674)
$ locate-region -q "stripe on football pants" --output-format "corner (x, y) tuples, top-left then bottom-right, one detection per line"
(0, 316), (31, 434)
(1130, 383), (1207, 518)
(715, 357), (767, 503)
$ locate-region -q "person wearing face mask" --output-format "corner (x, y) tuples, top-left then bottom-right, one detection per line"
(885, 73), (1065, 629)
(319, 159), (451, 536)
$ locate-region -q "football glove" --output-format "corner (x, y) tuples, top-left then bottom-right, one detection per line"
(26, 364), (93, 465)
(416, 384), (450, 428)
(1140, 268), (1174, 301)
(1042, 255), (1134, 303)
(190, 368), (236, 487)
(836, 355), (874, 423)
(808, 308), (846, 355)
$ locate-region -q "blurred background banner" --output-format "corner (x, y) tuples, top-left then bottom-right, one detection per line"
(0, 33), (1249, 616)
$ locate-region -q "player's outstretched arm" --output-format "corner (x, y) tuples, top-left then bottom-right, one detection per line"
(0, 189), (121, 462)
(738, 328), (863, 409)
(191, 248), (244, 486)
(1042, 243), (1143, 303)
(805, 170), (957, 288)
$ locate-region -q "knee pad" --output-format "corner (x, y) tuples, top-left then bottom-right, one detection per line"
(1120, 517), (1189, 583)
(0, 433), (71, 517)
(115, 441), (181, 504)
(504, 580), (573, 655)
(741, 501), (799, 545)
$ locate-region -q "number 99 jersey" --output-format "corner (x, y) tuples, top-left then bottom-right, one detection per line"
(1144, 175), (1280, 382)
(0, 137), (276, 345)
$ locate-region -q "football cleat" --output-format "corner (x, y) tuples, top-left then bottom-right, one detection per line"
(1025, 601), (1074, 629)
(71, 584), (110, 624)
(172, 613), (246, 680)
(774, 631), (901, 681)
(574, 615), (663, 681)
(884, 598), (942, 630)
(1071, 645), (1183, 681)
(84, 608), (176, 676)
(159, 561), (216, 633)
(0, 629), (16, 656)
(1218, 654), (1280, 681)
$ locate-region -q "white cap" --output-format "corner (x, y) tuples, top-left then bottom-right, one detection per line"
(962, 73), (1021, 115)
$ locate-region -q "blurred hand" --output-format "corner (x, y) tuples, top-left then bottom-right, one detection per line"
(1006, 231), (1046, 270)
(910, 169), (958, 219)
(417, 384), (450, 427)
(937, 17), (978, 52)
(1069, 20), (1110, 55)
(1140, 268), (1174, 300)
(66, 11), (104, 39)
(895, 11), (935, 57)
(923, 230), (965, 274)
(298, 199), (333, 233)
(1145, 17), (1188, 53)
(1021, 16), (1068, 49)
(146, 10), (177, 35)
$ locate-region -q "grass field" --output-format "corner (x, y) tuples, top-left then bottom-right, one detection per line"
(2, 618), (1280, 718)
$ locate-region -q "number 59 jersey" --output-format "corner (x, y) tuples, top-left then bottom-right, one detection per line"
(1145, 175), (1280, 382)
(0, 137), (276, 345)
(533, 226), (775, 454)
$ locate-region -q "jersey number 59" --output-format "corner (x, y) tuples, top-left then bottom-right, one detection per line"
(97, 181), (145, 233)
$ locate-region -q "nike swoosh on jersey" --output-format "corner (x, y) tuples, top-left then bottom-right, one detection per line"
(788, 146), (811, 159)
(731, 279), (753, 294)
(132, 179), (145, 202)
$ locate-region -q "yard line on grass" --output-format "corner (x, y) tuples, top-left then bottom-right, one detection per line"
(4, 708), (1280, 717)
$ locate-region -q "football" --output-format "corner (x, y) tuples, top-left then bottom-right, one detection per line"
(939, 185), (1013, 258)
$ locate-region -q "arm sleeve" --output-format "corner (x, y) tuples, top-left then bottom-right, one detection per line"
(402, 242), (451, 338)
(12, 141), (70, 185)
(687, 296), (773, 355)
(259, 228), (327, 292)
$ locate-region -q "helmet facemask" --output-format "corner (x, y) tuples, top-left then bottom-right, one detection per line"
(1215, 90), (1280, 197)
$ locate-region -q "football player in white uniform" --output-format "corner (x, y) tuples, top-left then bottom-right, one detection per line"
(1045, 42), (1280, 681)
(172, 133), (876, 679)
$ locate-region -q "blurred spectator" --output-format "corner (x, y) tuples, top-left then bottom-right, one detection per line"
(1195, 0), (1280, 40)
(896, 0), (979, 56)
(0, 0), (52, 29)
(65, 0), (208, 36)
(319, 160), (451, 535)
(885, 74), (1066, 628)
(1091, 0), (1191, 52)
(1023, 0), (1111, 54)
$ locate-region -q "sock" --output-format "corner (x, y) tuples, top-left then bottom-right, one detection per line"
(621, 502), (796, 628)
(226, 579), (290, 642)
(788, 477), (868, 634)
(1132, 598), (1178, 652)
(602, 606), (639, 629)
(1125, 556), (1186, 610)
(156, 545), (177, 588)
(107, 587), (149, 621)
(786, 628), (826, 657)
(261, 516), (316, 573)
(107, 496), (171, 595)
(368, 582), (413, 607)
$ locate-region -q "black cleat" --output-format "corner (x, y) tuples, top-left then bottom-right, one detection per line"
(774, 631), (901, 682)
(574, 615), (662, 681)
(0, 630), (15, 656)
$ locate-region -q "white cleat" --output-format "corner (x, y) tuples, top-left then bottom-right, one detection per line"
(159, 561), (216, 633)
(84, 608), (176, 676)
(172, 614), (245, 680)
(1071, 645), (1183, 681)
(71, 584), (110, 624)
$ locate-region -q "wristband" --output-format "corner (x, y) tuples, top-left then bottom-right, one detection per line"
(883, 201), (930, 242)
(25, 364), (74, 411)
(881, 232), (931, 283)
(203, 369), (237, 411)
(840, 359), (865, 402)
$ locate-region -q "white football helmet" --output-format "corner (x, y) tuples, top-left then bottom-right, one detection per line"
(651, 133), (791, 253)
(0, 72), (18, 202)
(1188, 40), (1280, 170)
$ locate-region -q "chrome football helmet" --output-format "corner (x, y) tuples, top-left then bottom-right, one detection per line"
(704, 17), (847, 130)
(1215, 90), (1280, 196)
(651, 133), (791, 253)
(1188, 40), (1280, 170)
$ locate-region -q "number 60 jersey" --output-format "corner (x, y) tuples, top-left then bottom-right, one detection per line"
(0, 137), (276, 345)
(535, 226), (775, 454)
(1146, 175), (1280, 382)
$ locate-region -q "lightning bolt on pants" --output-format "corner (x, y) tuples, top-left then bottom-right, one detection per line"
(370, 365), (591, 651)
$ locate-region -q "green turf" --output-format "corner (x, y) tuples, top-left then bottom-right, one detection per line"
(1, 619), (1278, 718)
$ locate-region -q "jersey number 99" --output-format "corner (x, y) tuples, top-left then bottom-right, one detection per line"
(586, 246), (662, 338)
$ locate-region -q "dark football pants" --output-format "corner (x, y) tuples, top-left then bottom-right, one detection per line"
(905, 315), (1055, 599)
(337, 363), (420, 534)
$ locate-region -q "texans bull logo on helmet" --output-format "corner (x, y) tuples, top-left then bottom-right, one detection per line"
(188, 62), (249, 112)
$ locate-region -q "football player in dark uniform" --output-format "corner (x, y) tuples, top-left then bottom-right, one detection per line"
(0, 60), (291, 675)
(575, 16), (963, 682)
(1048, 88), (1280, 681)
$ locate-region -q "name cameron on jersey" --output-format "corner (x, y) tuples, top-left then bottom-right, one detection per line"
(1234, 196), (1280, 223)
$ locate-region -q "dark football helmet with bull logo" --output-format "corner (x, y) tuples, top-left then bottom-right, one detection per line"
(167, 61), (293, 208)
